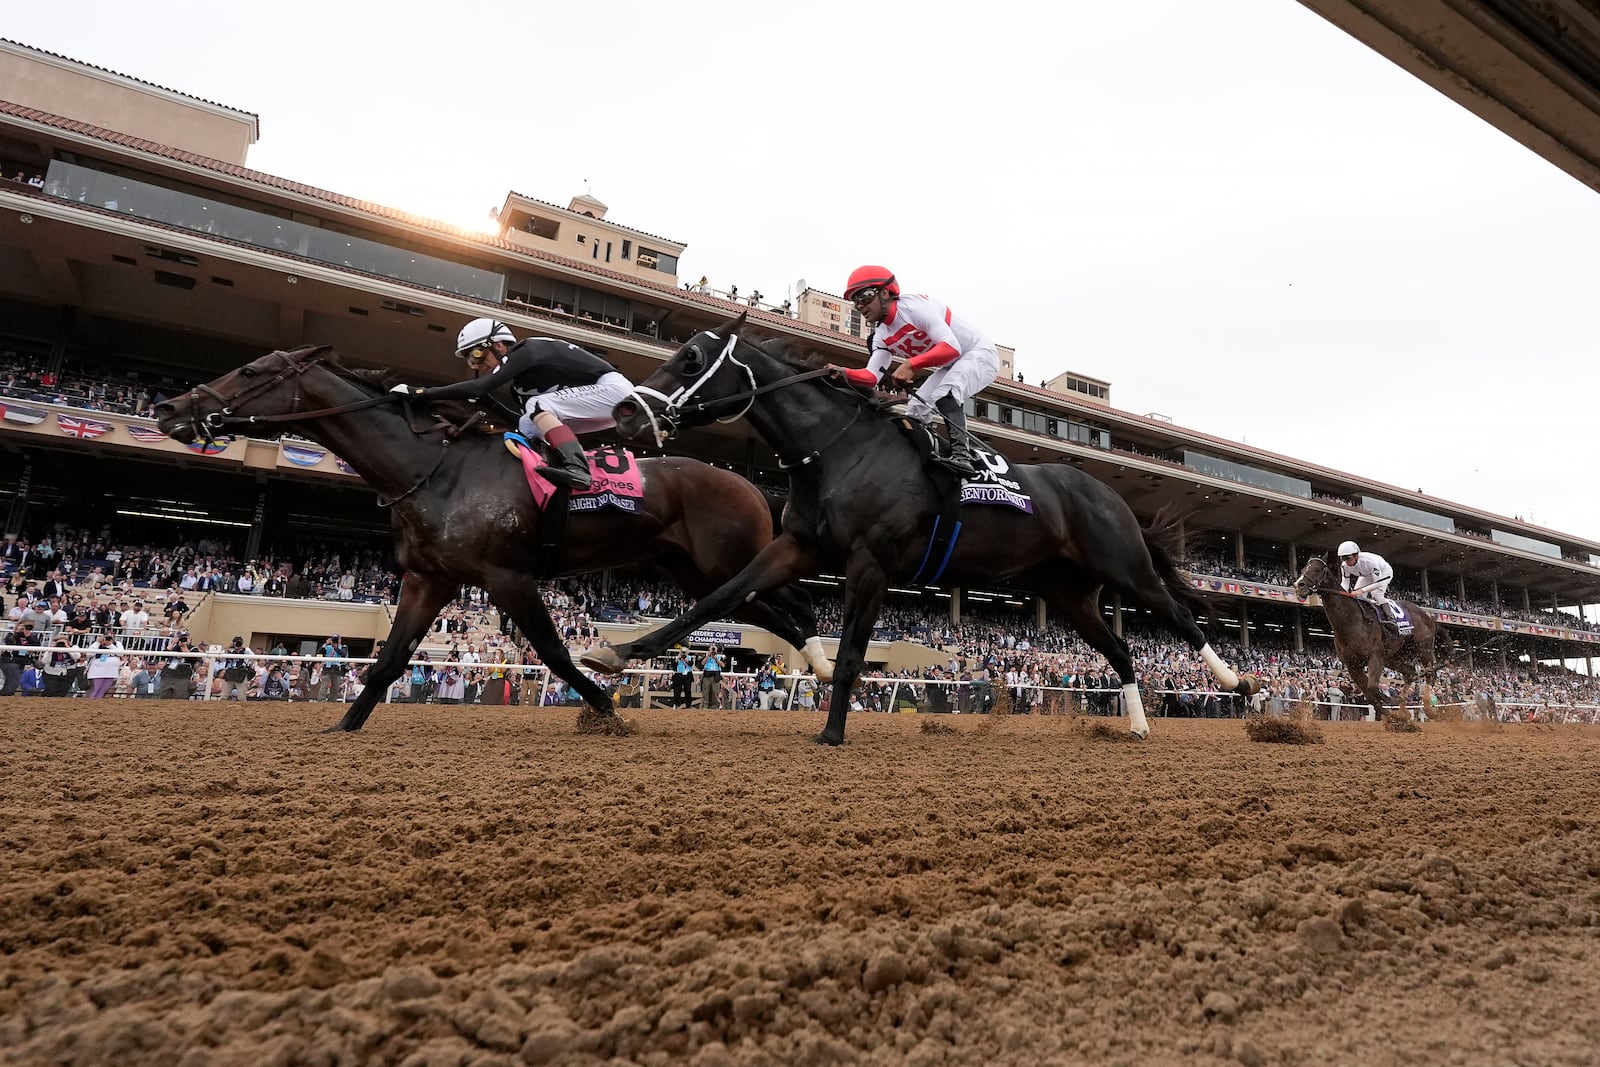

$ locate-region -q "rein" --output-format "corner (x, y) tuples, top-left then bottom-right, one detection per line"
(182, 346), (450, 506)
(634, 330), (853, 464)
(185, 346), (403, 443)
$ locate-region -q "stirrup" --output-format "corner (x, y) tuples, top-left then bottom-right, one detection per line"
(936, 449), (980, 477)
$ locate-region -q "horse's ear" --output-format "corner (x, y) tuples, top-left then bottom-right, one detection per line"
(715, 313), (747, 336)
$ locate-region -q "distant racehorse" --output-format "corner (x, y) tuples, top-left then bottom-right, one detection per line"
(1294, 555), (1447, 719)
(581, 315), (1260, 745)
(155, 344), (826, 733)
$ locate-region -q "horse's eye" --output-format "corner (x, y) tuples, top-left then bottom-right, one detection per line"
(240, 367), (258, 378)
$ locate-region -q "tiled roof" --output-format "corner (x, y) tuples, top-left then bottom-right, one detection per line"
(505, 189), (685, 247)
(1, 39), (258, 123)
(0, 98), (861, 350)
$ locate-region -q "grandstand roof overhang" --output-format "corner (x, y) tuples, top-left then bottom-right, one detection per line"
(1303, 0), (1600, 194)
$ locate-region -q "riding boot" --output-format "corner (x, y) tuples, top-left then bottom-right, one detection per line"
(1380, 603), (1403, 642)
(933, 395), (980, 477)
(540, 436), (593, 491)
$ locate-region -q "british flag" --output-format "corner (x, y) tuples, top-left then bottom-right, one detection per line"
(56, 414), (112, 440)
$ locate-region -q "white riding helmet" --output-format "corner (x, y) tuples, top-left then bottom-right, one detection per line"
(1337, 540), (1360, 558)
(455, 318), (517, 356)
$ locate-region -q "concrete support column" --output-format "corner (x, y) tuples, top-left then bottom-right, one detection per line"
(1111, 591), (1124, 638)
(1420, 568), (1429, 598)
(1293, 611), (1304, 653)
(1458, 573), (1466, 602)
(949, 588), (961, 626)
(1522, 587), (1531, 612)
(1036, 597), (1046, 631)
(1288, 544), (1299, 582)
(1490, 579), (1499, 611)
(1234, 531), (1246, 569)
(1237, 601), (1250, 650)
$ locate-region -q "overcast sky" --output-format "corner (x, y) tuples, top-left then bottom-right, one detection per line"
(11, 0), (1598, 544)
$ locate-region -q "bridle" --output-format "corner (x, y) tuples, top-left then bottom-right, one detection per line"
(178, 345), (448, 507)
(630, 331), (848, 465)
(182, 345), (400, 445)
(632, 332), (756, 439)
(1294, 556), (1346, 599)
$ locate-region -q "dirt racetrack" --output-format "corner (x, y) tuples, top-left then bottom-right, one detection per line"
(2, 700), (1598, 1067)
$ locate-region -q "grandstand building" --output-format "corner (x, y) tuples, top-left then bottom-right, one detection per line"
(1, 38), (1597, 673)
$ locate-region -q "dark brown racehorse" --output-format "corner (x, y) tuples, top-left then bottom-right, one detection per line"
(1293, 555), (1447, 719)
(581, 316), (1261, 745)
(154, 344), (826, 733)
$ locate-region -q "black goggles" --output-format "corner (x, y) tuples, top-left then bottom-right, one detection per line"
(850, 288), (882, 310)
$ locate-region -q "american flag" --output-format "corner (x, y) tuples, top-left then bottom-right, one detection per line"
(125, 425), (169, 443)
(56, 414), (112, 440)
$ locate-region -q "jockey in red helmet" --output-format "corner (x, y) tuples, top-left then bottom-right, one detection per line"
(831, 266), (999, 477)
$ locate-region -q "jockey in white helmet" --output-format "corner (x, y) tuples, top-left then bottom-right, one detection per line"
(1337, 540), (1402, 629)
(394, 318), (633, 491)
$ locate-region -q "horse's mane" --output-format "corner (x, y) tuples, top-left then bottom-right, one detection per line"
(342, 366), (404, 392)
(276, 345), (403, 395)
(739, 332), (900, 413)
(744, 333), (826, 373)
(279, 345), (494, 428)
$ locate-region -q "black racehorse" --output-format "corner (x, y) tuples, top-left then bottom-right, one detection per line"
(154, 344), (829, 732)
(1294, 555), (1446, 719)
(580, 316), (1259, 744)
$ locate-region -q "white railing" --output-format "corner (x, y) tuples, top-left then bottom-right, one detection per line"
(1, 645), (1594, 722)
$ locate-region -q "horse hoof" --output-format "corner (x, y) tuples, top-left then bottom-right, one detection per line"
(579, 645), (626, 674)
(1237, 673), (1262, 697)
(1130, 728), (1149, 741)
(814, 665), (835, 684)
(812, 732), (843, 747)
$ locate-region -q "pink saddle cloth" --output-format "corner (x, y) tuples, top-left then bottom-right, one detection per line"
(504, 437), (644, 513)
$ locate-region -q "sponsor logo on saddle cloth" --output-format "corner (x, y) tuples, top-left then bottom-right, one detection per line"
(503, 436), (644, 513)
(958, 451), (1033, 514)
(1385, 601), (1414, 636)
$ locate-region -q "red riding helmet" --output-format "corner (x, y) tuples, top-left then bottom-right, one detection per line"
(843, 265), (899, 301)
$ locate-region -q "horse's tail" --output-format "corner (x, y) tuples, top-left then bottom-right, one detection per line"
(1140, 505), (1210, 619)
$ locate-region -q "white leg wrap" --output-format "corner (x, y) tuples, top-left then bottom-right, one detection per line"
(803, 637), (835, 683)
(1199, 643), (1240, 692)
(1123, 683), (1149, 737)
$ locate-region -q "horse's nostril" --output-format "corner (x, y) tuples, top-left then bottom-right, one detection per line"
(616, 402), (636, 419)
